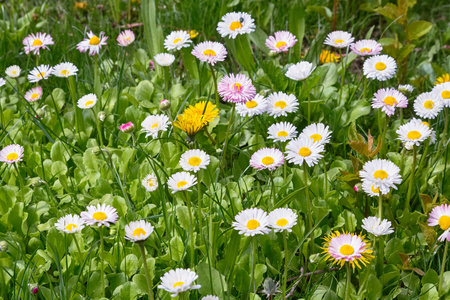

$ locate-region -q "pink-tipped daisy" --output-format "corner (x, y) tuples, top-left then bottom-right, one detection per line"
(23, 32), (54, 55)
(117, 30), (135, 47)
(191, 41), (227, 66)
(119, 122), (135, 133)
(249, 148), (284, 171)
(217, 73), (256, 104)
(265, 31), (297, 53)
(0, 144), (24, 164)
(24, 87), (43, 102)
(76, 31), (108, 56)
(80, 204), (119, 227)
(350, 40), (382, 56)
(324, 31), (354, 48)
(372, 88), (408, 116)
(428, 204), (450, 242)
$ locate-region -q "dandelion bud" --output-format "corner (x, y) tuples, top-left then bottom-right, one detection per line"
(159, 99), (171, 111)
(119, 122), (135, 133)
(0, 241), (8, 252)
(98, 111), (106, 122)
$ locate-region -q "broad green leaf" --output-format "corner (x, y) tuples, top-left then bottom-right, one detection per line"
(406, 20), (432, 41)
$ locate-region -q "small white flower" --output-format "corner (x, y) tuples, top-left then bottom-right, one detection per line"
(117, 30), (135, 47)
(154, 53), (176, 67)
(432, 82), (450, 107)
(217, 12), (255, 39)
(0, 78), (5, 88)
(265, 31), (297, 53)
(142, 173), (158, 192)
(398, 84), (414, 94)
(361, 216), (394, 236)
(363, 55), (397, 81)
(191, 41), (227, 66)
(77, 93), (98, 109)
(5, 65), (21, 78)
(179, 149), (210, 173)
(0, 144), (24, 164)
(158, 268), (201, 297)
(285, 62), (315, 81)
(164, 30), (192, 51)
(124, 220), (154, 242)
(324, 31), (354, 48)
(76, 31), (108, 56)
(235, 94), (267, 117)
(249, 148), (284, 171)
(201, 296), (220, 300)
(396, 118), (432, 146)
(413, 92), (444, 119)
(359, 159), (402, 194)
(285, 136), (324, 167)
(371, 88), (408, 117)
(267, 122), (298, 142)
(268, 208), (298, 232)
(55, 214), (85, 234)
(167, 171), (197, 193)
(141, 114), (171, 139)
(24, 87), (43, 102)
(80, 204), (119, 227)
(361, 179), (387, 197)
(53, 62), (78, 78)
(266, 92), (299, 117)
(232, 208), (271, 236)
(299, 123), (332, 145)
(350, 39), (382, 56)
(23, 32), (54, 55)
(28, 65), (53, 83)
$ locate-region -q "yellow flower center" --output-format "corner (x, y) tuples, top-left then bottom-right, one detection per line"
(439, 215), (450, 231)
(31, 93), (39, 99)
(340, 244), (354, 255)
(230, 21), (243, 31)
(375, 62), (386, 71)
(246, 219), (260, 230)
(173, 281), (184, 288)
(60, 70), (68, 76)
(277, 131), (288, 137)
(276, 41), (287, 49)
(32, 39), (43, 46)
(383, 96), (397, 106)
(441, 91), (450, 99)
(188, 156), (202, 166)
(421, 121), (430, 128)
(84, 100), (94, 107)
(12, 71), (17, 74)
(132, 228), (146, 236)
(334, 39), (344, 44)
(6, 153), (18, 160)
(274, 101), (287, 109)
(232, 83), (243, 92)
(89, 36), (100, 45)
(177, 181), (188, 188)
(151, 123), (159, 128)
(276, 218), (288, 227)
(245, 100), (257, 108)
(424, 100), (434, 109)
(371, 185), (379, 193)
(298, 147), (311, 157)
(203, 49), (216, 56)
(173, 38), (182, 44)
(310, 133), (322, 143)
(261, 156), (274, 165)
(360, 47), (371, 53)
(407, 130), (421, 140)
(65, 224), (78, 231)
(37, 72), (45, 78)
(374, 170), (388, 180)
(92, 212), (107, 221)
(147, 179), (155, 187)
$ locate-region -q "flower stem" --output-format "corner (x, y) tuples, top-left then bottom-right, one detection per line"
(99, 227), (105, 298)
(378, 191), (383, 219)
(93, 108), (104, 147)
(323, 158), (328, 194)
(282, 231), (289, 299)
(303, 163), (314, 255)
(13, 163), (25, 202)
(434, 107), (449, 161)
(439, 240), (449, 297)
(73, 234), (83, 263)
(268, 172), (276, 210)
(138, 241), (155, 300)
(345, 262), (351, 300)
(304, 81), (311, 124)
(183, 191), (195, 267)
(339, 48), (345, 105)
(222, 103), (235, 166)
(251, 237), (257, 294)
(209, 64), (220, 110)
(405, 145), (417, 211)
(197, 173), (203, 242)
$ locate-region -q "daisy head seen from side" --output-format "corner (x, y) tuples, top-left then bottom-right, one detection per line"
(53, 62), (78, 78)
(299, 123), (332, 145)
(5, 65), (21, 78)
(361, 216), (394, 237)
(324, 31), (354, 48)
(285, 62), (315, 81)
(117, 30), (135, 47)
(396, 118), (432, 147)
(236, 94), (267, 117)
(28, 65), (53, 83)
(266, 92), (299, 117)
(55, 214), (85, 234)
(77, 93), (98, 109)
(125, 220), (154, 242)
(80, 204), (119, 227)
(350, 39), (382, 56)
(268, 208), (298, 232)
(265, 31), (297, 53)
(158, 268), (201, 297)
(141, 114), (171, 139)
(164, 30), (192, 51)
(191, 41), (227, 66)
(154, 53), (176, 67)
(24, 87), (43, 102)
(232, 208), (271, 236)
(267, 121), (298, 142)
(167, 171), (197, 193)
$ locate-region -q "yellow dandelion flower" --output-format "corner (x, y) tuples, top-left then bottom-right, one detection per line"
(320, 50), (340, 64)
(188, 30), (199, 39)
(74, 1), (87, 10)
(435, 73), (450, 85)
(321, 231), (374, 271)
(174, 101), (219, 138)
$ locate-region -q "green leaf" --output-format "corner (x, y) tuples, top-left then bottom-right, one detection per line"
(135, 80), (155, 105)
(176, 206), (190, 231)
(366, 274), (382, 300)
(419, 283), (439, 300)
(170, 236), (185, 262)
(397, 44), (416, 63)
(289, 0), (305, 56)
(133, 274), (150, 295)
(406, 20), (432, 40)
(441, 271), (450, 295)
(306, 6), (332, 20)
(120, 254), (139, 278)
(197, 262), (227, 298)
(344, 100), (371, 126)
(51, 141), (69, 162)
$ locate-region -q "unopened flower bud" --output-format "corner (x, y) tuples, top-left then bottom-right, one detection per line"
(28, 283), (38, 294)
(0, 241), (8, 252)
(92, 147), (102, 156)
(98, 111), (106, 122)
(405, 142), (414, 151)
(36, 108), (45, 118)
(159, 99), (171, 111)
(354, 183), (362, 192)
(109, 227), (117, 236)
(119, 122), (135, 133)
(268, 50), (278, 58)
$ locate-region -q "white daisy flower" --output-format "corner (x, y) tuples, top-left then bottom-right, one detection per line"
(266, 92), (299, 117)
(359, 159), (402, 194)
(141, 114), (171, 139)
(361, 179), (387, 197)
(398, 84), (414, 94)
(285, 136), (324, 167)
(420, 121), (436, 144)
(77, 93), (98, 109)
(24, 87), (43, 102)
(324, 31), (354, 48)
(80, 204), (119, 227)
(5, 65), (21, 78)
(164, 30), (192, 51)
(396, 118), (432, 146)
(299, 123), (332, 145)
(191, 41), (227, 66)
(0, 78), (5, 88)
(22, 32), (54, 55)
(141, 173), (158, 192)
(350, 39), (382, 56)
(201, 296), (220, 300)
(217, 12), (255, 39)
(158, 268), (201, 297)
(428, 204), (450, 242)
(53, 62), (78, 78)
(268, 208), (298, 232)
(0, 144), (24, 164)
(265, 31), (297, 53)
(371, 88), (408, 117)
(117, 30), (135, 47)
(432, 82), (450, 107)
(267, 122), (298, 142)
(235, 94), (267, 117)
(179, 149), (210, 173)
(413, 92), (443, 119)
(124, 220), (154, 242)
(232, 208), (271, 236)
(55, 214), (85, 234)
(363, 55), (397, 81)
(154, 53), (176, 67)
(28, 65), (53, 83)
(285, 62), (316, 81)
(249, 148), (284, 171)
(76, 31), (108, 56)
(361, 216), (394, 237)
(167, 171), (197, 194)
